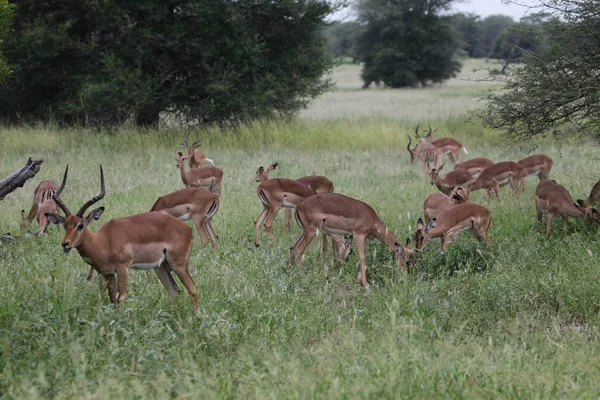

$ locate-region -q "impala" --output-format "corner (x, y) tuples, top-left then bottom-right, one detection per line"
(414, 203), (492, 254)
(289, 193), (413, 286)
(414, 125), (441, 169)
(422, 125), (468, 165)
(150, 188), (219, 250)
(517, 154), (553, 190)
(182, 135), (214, 168)
(46, 166), (199, 311)
(453, 158), (495, 179)
(176, 152), (223, 196)
(468, 161), (525, 197)
(21, 179), (61, 233)
(427, 163), (473, 196)
(423, 186), (470, 224)
(585, 180), (600, 207)
(535, 179), (599, 237)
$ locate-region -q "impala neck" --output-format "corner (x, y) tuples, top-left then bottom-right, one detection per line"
(374, 220), (400, 253)
(435, 176), (451, 193)
(75, 228), (107, 265)
(179, 163), (189, 185)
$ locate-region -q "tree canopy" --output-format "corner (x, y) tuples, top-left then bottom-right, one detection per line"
(354, 0), (461, 88)
(0, 0), (14, 83)
(481, 0), (600, 142)
(0, 0), (336, 127)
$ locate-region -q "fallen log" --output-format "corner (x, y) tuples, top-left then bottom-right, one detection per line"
(0, 158), (44, 201)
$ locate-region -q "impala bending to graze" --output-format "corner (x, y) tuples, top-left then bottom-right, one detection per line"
(21, 179), (61, 233)
(427, 163), (473, 196)
(422, 125), (468, 166)
(176, 152), (223, 196)
(151, 188), (219, 250)
(423, 186), (470, 224)
(46, 166), (199, 312)
(535, 179), (599, 238)
(414, 202), (492, 254)
(182, 135), (214, 168)
(453, 158), (495, 179)
(468, 161), (525, 197)
(290, 193), (413, 286)
(517, 154), (553, 190)
(585, 180), (600, 207)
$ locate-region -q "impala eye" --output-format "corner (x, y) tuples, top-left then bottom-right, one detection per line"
(76, 223), (84, 231)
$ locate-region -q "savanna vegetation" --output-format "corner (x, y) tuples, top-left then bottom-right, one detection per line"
(2, 60), (600, 398)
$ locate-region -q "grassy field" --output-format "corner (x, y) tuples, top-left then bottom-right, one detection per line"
(2, 61), (600, 398)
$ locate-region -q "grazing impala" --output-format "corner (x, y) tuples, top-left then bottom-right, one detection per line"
(290, 193), (413, 286)
(423, 186), (470, 224)
(468, 161), (525, 197)
(151, 188), (219, 250)
(46, 166), (199, 312)
(427, 163), (474, 196)
(586, 180), (600, 207)
(535, 179), (599, 237)
(21, 179), (61, 233)
(182, 135), (214, 168)
(414, 203), (492, 254)
(453, 158), (495, 179)
(422, 125), (468, 165)
(176, 152), (223, 196)
(517, 154), (553, 190)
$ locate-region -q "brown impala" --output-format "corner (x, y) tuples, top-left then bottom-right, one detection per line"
(414, 203), (492, 254)
(535, 179), (599, 237)
(290, 193), (413, 286)
(176, 152), (223, 196)
(517, 154), (553, 190)
(182, 135), (214, 168)
(453, 158), (495, 179)
(422, 124), (468, 165)
(586, 180), (600, 207)
(468, 161), (525, 197)
(46, 166), (199, 312)
(427, 163), (474, 196)
(423, 186), (470, 224)
(21, 179), (61, 234)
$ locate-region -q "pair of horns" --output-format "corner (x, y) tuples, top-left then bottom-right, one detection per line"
(182, 133), (201, 148)
(53, 165), (105, 217)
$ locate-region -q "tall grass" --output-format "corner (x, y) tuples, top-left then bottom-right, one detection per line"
(1, 62), (600, 398)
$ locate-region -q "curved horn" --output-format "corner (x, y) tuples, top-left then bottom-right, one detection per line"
(182, 132), (190, 148)
(414, 124), (421, 138)
(191, 138), (201, 147)
(76, 166), (105, 217)
(53, 165), (72, 217)
(425, 124), (433, 139)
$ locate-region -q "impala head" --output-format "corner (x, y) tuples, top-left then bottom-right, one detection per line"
(176, 152), (189, 168)
(414, 218), (426, 250)
(576, 199), (600, 224)
(451, 186), (470, 203)
(181, 133), (201, 150)
(427, 163), (445, 184)
(45, 165), (106, 253)
(255, 163), (278, 182)
(407, 135), (419, 162)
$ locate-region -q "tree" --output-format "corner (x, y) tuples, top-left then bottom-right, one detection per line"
(479, 14), (514, 59)
(322, 21), (362, 60)
(0, 0), (14, 83)
(354, 0), (461, 88)
(451, 12), (485, 58)
(0, 0), (336, 127)
(481, 1), (600, 142)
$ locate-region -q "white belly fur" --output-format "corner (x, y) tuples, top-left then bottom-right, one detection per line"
(178, 211), (193, 221)
(130, 253), (166, 270)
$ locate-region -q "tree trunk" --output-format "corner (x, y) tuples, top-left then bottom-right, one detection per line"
(0, 158), (44, 201)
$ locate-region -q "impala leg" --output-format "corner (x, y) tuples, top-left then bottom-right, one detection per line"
(563, 216), (569, 237)
(116, 266), (129, 304)
(284, 208), (292, 232)
(154, 265), (181, 297)
(321, 233), (328, 258)
(356, 235), (368, 286)
(546, 213), (554, 238)
(86, 266), (95, 281)
(192, 215), (210, 246)
(289, 228), (317, 268)
(165, 250), (198, 312)
(254, 205), (269, 246)
(204, 220), (218, 251)
(263, 204), (282, 243)
(104, 273), (118, 303)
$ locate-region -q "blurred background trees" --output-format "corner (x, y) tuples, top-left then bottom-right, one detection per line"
(0, 0), (13, 83)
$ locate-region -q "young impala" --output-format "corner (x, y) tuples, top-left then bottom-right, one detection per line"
(517, 154), (553, 190)
(21, 179), (61, 233)
(453, 158), (495, 179)
(182, 135), (214, 168)
(535, 179), (599, 237)
(468, 161), (525, 197)
(290, 193), (413, 286)
(176, 152), (223, 196)
(46, 166), (199, 312)
(423, 186), (470, 224)
(427, 163), (474, 196)
(414, 203), (492, 254)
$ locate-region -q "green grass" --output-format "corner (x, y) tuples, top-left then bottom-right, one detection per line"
(1, 62), (600, 398)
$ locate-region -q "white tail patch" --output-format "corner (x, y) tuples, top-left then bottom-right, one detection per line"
(462, 147), (468, 155)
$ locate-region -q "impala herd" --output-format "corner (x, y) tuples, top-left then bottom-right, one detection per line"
(17, 128), (600, 312)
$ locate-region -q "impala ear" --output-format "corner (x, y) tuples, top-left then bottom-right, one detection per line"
(257, 166), (264, 173)
(85, 207), (105, 224)
(394, 242), (405, 256)
(267, 162), (278, 172)
(45, 213), (65, 226)
(425, 219), (436, 233)
(405, 237), (412, 250)
(416, 217), (424, 230)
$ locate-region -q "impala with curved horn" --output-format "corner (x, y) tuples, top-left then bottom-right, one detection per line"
(176, 152), (223, 196)
(422, 124), (467, 166)
(414, 124), (442, 170)
(182, 133), (214, 168)
(45, 166), (199, 312)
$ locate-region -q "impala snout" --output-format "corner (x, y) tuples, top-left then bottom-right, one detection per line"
(62, 241), (72, 253)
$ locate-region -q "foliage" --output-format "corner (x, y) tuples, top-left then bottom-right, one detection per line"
(451, 12), (485, 58)
(482, 0), (600, 141)
(489, 13), (550, 62)
(0, 0), (14, 83)
(322, 21), (362, 60)
(479, 14), (515, 58)
(354, 0), (461, 88)
(0, 0), (336, 127)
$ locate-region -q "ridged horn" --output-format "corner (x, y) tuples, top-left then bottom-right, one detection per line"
(76, 166), (105, 217)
